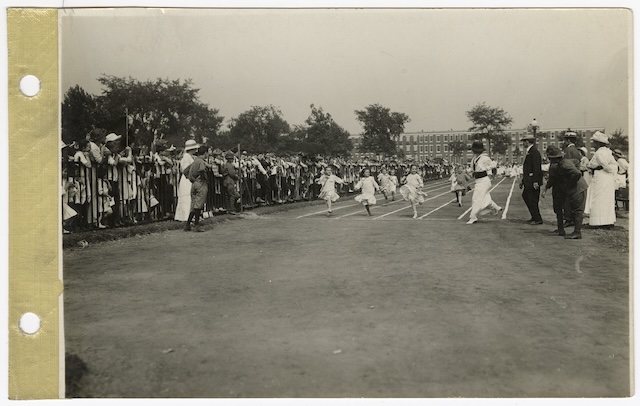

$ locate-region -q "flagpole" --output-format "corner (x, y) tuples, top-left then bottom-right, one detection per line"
(238, 143), (243, 213)
(125, 107), (129, 147)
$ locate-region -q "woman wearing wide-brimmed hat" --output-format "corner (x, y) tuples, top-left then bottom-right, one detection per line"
(466, 140), (502, 224)
(174, 139), (200, 222)
(585, 131), (618, 227)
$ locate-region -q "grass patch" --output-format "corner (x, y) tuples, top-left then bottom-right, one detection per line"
(63, 199), (327, 250)
(589, 226), (630, 253)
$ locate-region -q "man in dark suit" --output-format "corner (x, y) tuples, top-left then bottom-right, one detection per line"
(559, 131), (582, 227)
(519, 134), (543, 224)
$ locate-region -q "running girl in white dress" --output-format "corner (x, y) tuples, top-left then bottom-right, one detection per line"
(316, 166), (344, 216)
(400, 164), (428, 219)
(354, 168), (380, 216)
(387, 168), (398, 201)
(377, 167), (391, 200)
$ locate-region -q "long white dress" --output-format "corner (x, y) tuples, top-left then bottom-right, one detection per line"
(469, 153), (501, 222)
(354, 177), (379, 205)
(174, 152), (195, 221)
(586, 147), (618, 226)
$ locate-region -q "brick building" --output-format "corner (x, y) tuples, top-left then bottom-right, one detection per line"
(350, 126), (604, 164)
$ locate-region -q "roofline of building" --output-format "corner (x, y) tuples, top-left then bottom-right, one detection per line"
(349, 126), (605, 137)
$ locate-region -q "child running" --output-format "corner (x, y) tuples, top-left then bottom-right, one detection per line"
(316, 165), (344, 216)
(400, 164), (428, 219)
(377, 167), (392, 200)
(354, 168), (380, 216)
(387, 168), (398, 201)
(449, 166), (473, 207)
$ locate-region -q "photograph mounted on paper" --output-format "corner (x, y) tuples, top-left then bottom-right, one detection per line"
(58, 8), (632, 398)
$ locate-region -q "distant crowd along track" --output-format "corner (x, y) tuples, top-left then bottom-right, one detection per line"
(295, 176), (519, 221)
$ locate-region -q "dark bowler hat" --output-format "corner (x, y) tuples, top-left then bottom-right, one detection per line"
(470, 140), (485, 153)
(545, 145), (564, 159)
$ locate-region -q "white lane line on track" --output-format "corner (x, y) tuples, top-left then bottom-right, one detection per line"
(501, 177), (518, 220)
(373, 188), (453, 220)
(456, 177), (507, 220)
(296, 179), (451, 219)
(418, 198), (458, 219)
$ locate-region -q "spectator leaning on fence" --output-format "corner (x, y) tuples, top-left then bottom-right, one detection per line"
(222, 151), (241, 214)
(184, 145), (209, 232)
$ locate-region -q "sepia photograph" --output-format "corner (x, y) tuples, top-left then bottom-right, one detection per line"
(53, 5), (632, 399)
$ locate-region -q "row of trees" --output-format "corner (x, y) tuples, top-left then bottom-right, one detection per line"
(62, 75), (629, 159)
(63, 76), (403, 157)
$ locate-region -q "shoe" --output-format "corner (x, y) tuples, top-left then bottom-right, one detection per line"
(63, 229), (71, 234)
(458, 202), (462, 207)
(564, 233), (582, 239)
(493, 206), (503, 216)
(550, 229), (566, 236)
(528, 220), (543, 225)
(466, 218), (477, 224)
(98, 224), (107, 229)
(228, 211), (236, 215)
(412, 213), (418, 219)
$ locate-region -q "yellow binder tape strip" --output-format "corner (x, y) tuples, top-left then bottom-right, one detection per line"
(8, 8), (64, 399)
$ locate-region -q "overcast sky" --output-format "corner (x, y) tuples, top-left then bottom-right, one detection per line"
(60, 7), (632, 135)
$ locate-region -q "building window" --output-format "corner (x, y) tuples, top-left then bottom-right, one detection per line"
(436, 145), (441, 153)
(550, 132), (555, 139)
(444, 135), (448, 142)
(420, 146), (424, 152)
(444, 145), (449, 152)
(543, 142), (547, 150)
(430, 145), (433, 153)
(403, 136), (407, 143)
(436, 135), (440, 142)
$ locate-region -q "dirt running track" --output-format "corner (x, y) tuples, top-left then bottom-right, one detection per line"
(63, 177), (631, 398)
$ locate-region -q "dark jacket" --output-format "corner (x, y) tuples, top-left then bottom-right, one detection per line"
(563, 144), (582, 169)
(522, 145), (543, 188)
(546, 158), (588, 198)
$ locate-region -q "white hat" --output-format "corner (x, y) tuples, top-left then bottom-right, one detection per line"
(578, 147), (588, 155)
(105, 133), (122, 143)
(184, 139), (200, 151)
(591, 131), (609, 145)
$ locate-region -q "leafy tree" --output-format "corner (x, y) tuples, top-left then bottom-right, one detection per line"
(61, 85), (98, 144)
(300, 104), (353, 157)
(492, 133), (512, 156)
(448, 140), (467, 159)
(227, 105), (290, 153)
(608, 128), (628, 153)
(466, 102), (513, 154)
(355, 104), (410, 157)
(93, 75), (224, 148)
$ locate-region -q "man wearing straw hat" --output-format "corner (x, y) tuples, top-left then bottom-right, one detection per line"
(175, 139), (200, 222)
(519, 133), (543, 225)
(541, 145), (588, 239)
(559, 130), (582, 227)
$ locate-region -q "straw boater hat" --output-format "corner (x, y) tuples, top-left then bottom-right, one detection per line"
(579, 147), (588, 156)
(470, 140), (485, 153)
(613, 149), (624, 157)
(591, 131), (610, 145)
(521, 134), (536, 141)
(184, 139), (200, 151)
(545, 145), (564, 159)
(105, 133), (122, 143)
(561, 131), (578, 139)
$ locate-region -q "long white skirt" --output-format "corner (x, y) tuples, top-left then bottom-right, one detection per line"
(469, 177), (499, 221)
(174, 175), (193, 221)
(588, 170), (616, 226)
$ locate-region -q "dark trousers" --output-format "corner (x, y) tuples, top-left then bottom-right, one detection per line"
(522, 187), (542, 222)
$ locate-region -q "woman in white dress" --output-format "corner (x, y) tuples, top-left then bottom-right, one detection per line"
(585, 131), (618, 227)
(174, 140), (199, 222)
(467, 141), (502, 224)
(354, 168), (380, 216)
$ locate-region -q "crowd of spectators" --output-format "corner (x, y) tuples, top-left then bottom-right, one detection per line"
(61, 130), (454, 233)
